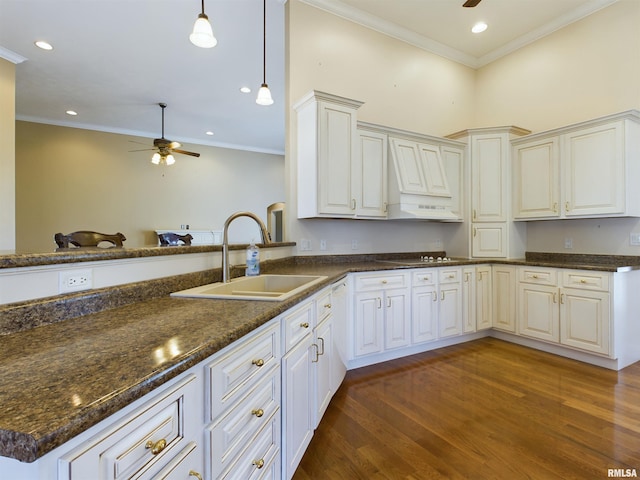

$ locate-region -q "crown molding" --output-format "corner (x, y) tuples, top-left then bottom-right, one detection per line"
(0, 46), (27, 64)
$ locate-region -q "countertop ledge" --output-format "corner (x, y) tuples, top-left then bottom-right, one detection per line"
(2, 251), (639, 463)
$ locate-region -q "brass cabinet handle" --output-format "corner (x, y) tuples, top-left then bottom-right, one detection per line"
(441, 291), (445, 301)
(553, 202), (558, 213)
(252, 358), (265, 367)
(300, 322), (309, 328)
(351, 199), (356, 210)
(560, 293), (565, 304)
(251, 408), (265, 418)
(432, 291), (437, 302)
(145, 438), (167, 455)
(318, 336), (325, 355)
(324, 303), (332, 309)
(565, 201), (570, 212)
(312, 343), (319, 363)
(553, 292), (557, 303)
(473, 209), (477, 219)
(473, 227), (477, 237)
(189, 471), (203, 480)
(253, 458), (265, 469)
(377, 297), (382, 309)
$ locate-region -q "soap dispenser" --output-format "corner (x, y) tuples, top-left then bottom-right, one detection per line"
(246, 240), (260, 276)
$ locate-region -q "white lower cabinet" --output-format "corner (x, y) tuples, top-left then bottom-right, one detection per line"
(59, 374), (203, 480)
(517, 267), (611, 356)
(492, 265), (517, 333)
(282, 283), (346, 480)
(475, 266), (493, 331)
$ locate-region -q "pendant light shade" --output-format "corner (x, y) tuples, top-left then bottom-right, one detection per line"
(256, 84), (274, 106)
(151, 153), (161, 165)
(190, 0), (217, 48)
(256, 0), (273, 106)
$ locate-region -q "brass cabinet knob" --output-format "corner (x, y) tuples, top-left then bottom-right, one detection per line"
(253, 458), (265, 469)
(300, 322), (309, 328)
(189, 471), (203, 480)
(145, 438), (167, 455)
(324, 303), (332, 309)
(251, 408), (265, 418)
(252, 358), (265, 367)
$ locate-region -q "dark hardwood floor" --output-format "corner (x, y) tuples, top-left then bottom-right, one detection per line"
(293, 338), (640, 480)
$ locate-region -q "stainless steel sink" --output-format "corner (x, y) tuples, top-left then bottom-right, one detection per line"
(171, 274), (328, 301)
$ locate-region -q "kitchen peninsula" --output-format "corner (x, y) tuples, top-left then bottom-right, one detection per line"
(1, 246), (640, 479)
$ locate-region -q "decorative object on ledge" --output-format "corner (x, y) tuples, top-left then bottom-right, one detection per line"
(157, 232), (193, 246)
(54, 231), (126, 248)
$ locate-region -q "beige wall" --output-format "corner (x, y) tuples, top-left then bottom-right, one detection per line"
(16, 122), (285, 252)
(286, 0), (476, 256)
(475, 0), (640, 132)
(286, 0), (640, 256)
(476, 0), (640, 255)
(0, 59), (15, 251)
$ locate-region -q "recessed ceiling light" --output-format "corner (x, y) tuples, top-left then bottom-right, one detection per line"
(65, 110), (78, 116)
(240, 87), (251, 93)
(472, 22), (488, 34)
(205, 131), (214, 136)
(34, 40), (53, 51)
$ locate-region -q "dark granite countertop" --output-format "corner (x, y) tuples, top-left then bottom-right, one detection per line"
(1, 251), (639, 463)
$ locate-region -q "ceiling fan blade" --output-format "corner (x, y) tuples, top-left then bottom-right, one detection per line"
(128, 148), (156, 152)
(463, 0), (481, 7)
(172, 149), (200, 157)
(128, 139), (150, 146)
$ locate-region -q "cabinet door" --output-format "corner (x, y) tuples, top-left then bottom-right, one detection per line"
(563, 121), (624, 217)
(471, 133), (508, 222)
(476, 266), (493, 330)
(356, 129), (388, 217)
(472, 223), (506, 258)
(439, 283), (462, 338)
(418, 143), (451, 197)
(282, 335), (314, 480)
(462, 268), (476, 333)
(353, 291), (384, 357)
(492, 266), (516, 332)
(518, 284), (560, 342)
(513, 137), (560, 219)
(384, 289), (411, 350)
(389, 138), (428, 195)
(412, 285), (438, 344)
(318, 101), (358, 215)
(441, 145), (464, 220)
(313, 316), (333, 428)
(560, 288), (611, 355)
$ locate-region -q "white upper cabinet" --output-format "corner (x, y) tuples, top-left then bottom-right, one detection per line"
(389, 137), (451, 197)
(356, 127), (388, 217)
(470, 133), (509, 223)
(513, 111), (640, 220)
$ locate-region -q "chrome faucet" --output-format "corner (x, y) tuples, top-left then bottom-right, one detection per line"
(222, 211), (271, 283)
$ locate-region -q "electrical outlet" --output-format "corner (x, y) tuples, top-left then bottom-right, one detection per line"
(351, 239), (358, 250)
(320, 239), (327, 251)
(300, 239), (312, 251)
(630, 233), (640, 246)
(59, 269), (93, 293)
(564, 237), (573, 249)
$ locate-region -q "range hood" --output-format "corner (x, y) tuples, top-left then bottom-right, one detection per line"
(387, 136), (461, 221)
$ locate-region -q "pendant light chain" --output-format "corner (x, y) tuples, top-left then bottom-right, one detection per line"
(256, 0), (274, 105)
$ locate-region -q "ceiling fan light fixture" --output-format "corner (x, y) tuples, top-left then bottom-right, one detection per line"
(165, 154), (176, 166)
(256, 83), (274, 106)
(190, 1), (217, 48)
(151, 153), (161, 165)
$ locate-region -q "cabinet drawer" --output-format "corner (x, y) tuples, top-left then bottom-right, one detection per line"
(282, 302), (314, 354)
(207, 322), (280, 420)
(60, 375), (197, 480)
(438, 268), (460, 284)
(208, 370), (280, 479)
(355, 272), (407, 291)
(221, 410), (281, 480)
(316, 288), (333, 323)
(562, 270), (609, 291)
(519, 267), (557, 286)
(412, 270), (436, 286)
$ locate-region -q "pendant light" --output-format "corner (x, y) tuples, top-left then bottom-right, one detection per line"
(190, 0), (217, 48)
(256, 0), (274, 106)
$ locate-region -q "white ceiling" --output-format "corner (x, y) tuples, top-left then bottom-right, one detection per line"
(0, 0), (618, 155)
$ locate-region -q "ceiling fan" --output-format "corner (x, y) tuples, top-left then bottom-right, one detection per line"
(133, 103), (200, 165)
(463, 0), (482, 7)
